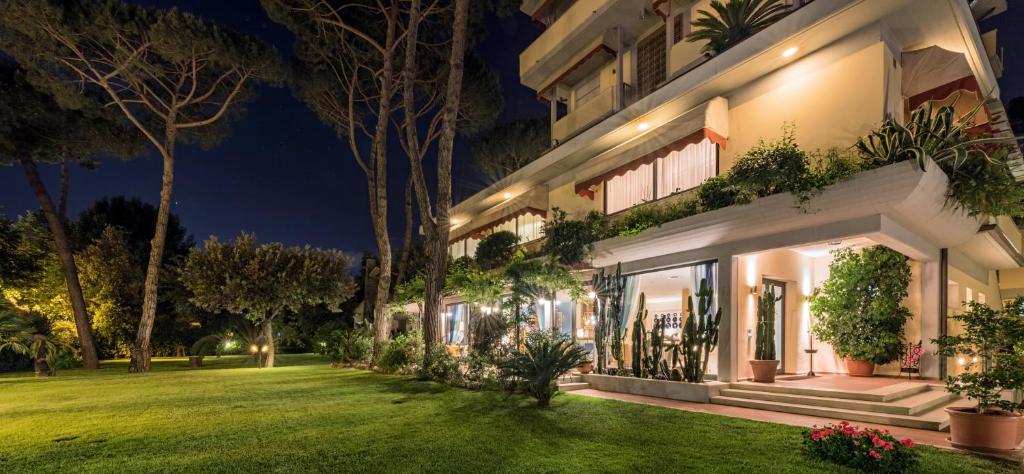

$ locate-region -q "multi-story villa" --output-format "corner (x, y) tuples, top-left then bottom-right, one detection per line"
(436, 0), (1020, 428)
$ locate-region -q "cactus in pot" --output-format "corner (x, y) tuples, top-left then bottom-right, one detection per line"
(750, 286), (780, 383)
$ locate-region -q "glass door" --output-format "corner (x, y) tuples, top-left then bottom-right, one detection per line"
(763, 279), (786, 373)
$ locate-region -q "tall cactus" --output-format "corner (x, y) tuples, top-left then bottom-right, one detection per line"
(630, 293), (647, 378)
(754, 287), (779, 361)
(678, 278), (723, 383)
(647, 317), (667, 379)
(590, 263), (628, 374)
(608, 264), (627, 371)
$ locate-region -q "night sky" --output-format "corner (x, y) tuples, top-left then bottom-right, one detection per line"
(0, 2), (1021, 256)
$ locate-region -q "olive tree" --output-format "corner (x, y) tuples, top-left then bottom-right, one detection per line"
(181, 234), (355, 368)
(1, 0), (280, 372)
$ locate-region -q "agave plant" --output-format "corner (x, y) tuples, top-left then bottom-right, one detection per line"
(499, 330), (588, 407)
(856, 103), (1012, 172)
(687, 0), (790, 55)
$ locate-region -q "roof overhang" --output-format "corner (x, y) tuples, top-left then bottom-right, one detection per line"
(958, 224), (1024, 270)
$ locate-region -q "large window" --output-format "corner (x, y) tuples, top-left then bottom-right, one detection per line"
(605, 137), (717, 214)
(448, 210), (546, 259)
(444, 303), (467, 345)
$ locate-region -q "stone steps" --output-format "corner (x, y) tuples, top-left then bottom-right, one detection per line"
(557, 382), (591, 392)
(711, 381), (964, 431)
(717, 387), (957, 416)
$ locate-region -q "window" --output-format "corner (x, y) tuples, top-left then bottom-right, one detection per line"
(517, 212), (545, 243)
(466, 236), (481, 257)
(444, 303), (467, 344)
(606, 162), (654, 214)
(637, 26), (666, 99)
(672, 13), (688, 44)
(605, 137), (718, 213)
(449, 240), (466, 259)
(656, 138), (716, 198)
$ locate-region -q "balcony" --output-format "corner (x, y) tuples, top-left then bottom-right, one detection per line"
(552, 86), (616, 144)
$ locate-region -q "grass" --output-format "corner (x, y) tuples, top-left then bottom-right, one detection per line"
(0, 354), (1016, 473)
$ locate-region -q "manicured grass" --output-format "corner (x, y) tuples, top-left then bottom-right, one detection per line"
(0, 354), (1015, 473)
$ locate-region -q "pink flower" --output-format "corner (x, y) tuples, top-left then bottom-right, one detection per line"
(868, 450), (881, 460)
(900, 438), (915, 448)
(871, 436), (887, 448)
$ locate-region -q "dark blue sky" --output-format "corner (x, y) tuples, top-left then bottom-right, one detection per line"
(0, 1), (546, 255)
(0, 3), (1020, 255)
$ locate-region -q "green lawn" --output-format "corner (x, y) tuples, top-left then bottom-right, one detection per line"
(0, 354), (1015, 473)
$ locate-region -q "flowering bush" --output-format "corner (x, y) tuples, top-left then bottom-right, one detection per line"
(803, 421), (918, 472)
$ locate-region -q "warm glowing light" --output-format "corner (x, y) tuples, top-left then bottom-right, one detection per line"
(636, 121), (650, 131)
(587, 291), (597, 300)
(502, 192), (513, 200)
(250, 345), (259, 353)
(260, 345), (269, 353)
(782, 46), (798, 58)
(576, 328), (585, 338)
(957, 357), (966, 366)
(971, 356), (978, 363)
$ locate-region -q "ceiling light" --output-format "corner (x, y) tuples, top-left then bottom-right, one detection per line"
(636, 122), (650, 132)
(782, 46), (798, 58)
(502, 192), (512, 200)
(667, 275), (679, 279)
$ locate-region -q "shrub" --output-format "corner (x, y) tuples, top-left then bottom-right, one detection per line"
(377, 332), (422, 374)
(933, 298), (1024, 413)
(475, 231), (519, 270)
(810, 246), (912, 365)
(422, 344), (461, 384)
(728, 125), (808, 197)
(541, 208), (609, 266)
(319, 326), (372, 366)
(696, 175), (752, 210)
(616, 204), (666, 237)
(803, 421), (918, 473)
(499, 330), (588, 407)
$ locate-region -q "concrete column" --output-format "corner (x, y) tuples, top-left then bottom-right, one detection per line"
(615, 27), (624, 110)
(717, 255), (739, 382)
(919, 259), (943, 379)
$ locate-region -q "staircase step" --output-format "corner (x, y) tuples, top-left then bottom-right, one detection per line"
(558, 382), (590, 392)
(710, 395), (953, 431)
(717, 388), (957, 416)
(727, 381), (931, 402)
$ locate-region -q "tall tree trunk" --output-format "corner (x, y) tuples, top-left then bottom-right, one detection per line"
(129, 129), (176, 373)
(395, 176), (415, 286)
(19, 158), (100, 370)
(58, 159), (69, 219)
(420, 0), (471, 352)
(262, 318), (275, 369)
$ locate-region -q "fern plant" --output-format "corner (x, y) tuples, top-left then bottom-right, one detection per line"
(687, 0), (790, 55)
(499, 330), (588, 407)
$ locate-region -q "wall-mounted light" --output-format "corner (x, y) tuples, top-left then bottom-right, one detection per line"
(750, 285), (760, 295)
(636, 121), (650, 132)
(587, 291), (597, 300)
(782, 46), (798, 58)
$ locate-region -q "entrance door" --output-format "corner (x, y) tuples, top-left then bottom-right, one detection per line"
(762, 279), (786, 373)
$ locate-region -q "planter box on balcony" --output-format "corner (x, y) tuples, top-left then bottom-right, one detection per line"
(581, 373), (728, 403)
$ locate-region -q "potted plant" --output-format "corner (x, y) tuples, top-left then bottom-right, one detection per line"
(750, 287), (781, 382)
(934, 299), (1024, 453)
(810, 246), (912, 376)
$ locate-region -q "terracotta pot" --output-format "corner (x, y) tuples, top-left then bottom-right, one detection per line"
(946, 407), (1023, 453)
(749, 360), (779, 383)
(445, 345), (461, 357)
(188, 355), (203, 368)
(577, 361), (594, 374)
(845, 359), (875, 377)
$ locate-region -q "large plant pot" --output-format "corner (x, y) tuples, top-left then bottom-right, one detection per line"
(577, 361), (594, 374)
(749, 360), (779, 383)
(946, 407), (1023, 453)
(188, 355), (204, 368)
(845, 359), (875, 377)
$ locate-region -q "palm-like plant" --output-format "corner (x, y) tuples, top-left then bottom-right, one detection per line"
(191, 315), (267, 365)
(499, 330), (588, 407)
(0, 309), (59, 376)
(687, 0), (790, 55)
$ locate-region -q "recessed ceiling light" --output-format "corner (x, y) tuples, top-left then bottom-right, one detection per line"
(636, 122), (650, 131)
(782, 46), (798, 58)
(502, 192), (512, 200)
(667, 275), (679, 279)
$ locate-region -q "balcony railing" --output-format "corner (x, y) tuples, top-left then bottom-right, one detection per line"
(552, 86), (615, 144)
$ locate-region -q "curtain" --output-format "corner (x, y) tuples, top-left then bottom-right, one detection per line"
(447, 304), (466, 344)
(656, 138), (716, 199)
(606, 163), (654, 214)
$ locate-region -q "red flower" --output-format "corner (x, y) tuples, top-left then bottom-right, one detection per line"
(868, 450), (882, 460)
(900, 438), (915, 448)
(871, 436), (887, 448)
